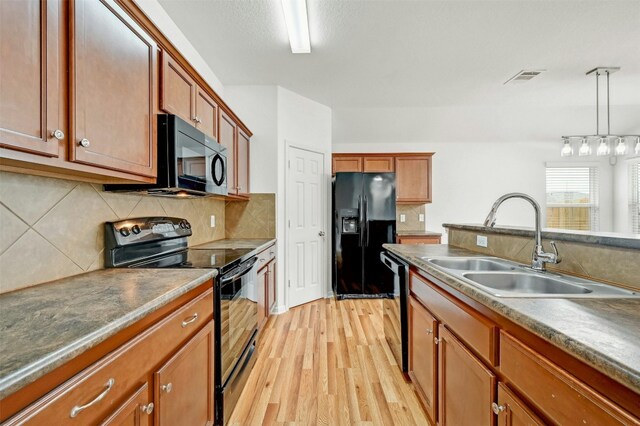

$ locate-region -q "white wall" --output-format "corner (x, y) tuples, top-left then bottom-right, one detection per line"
(277, 87), (333, 307)
(133, 0), (225, 96)
(226, 86), (333, 311)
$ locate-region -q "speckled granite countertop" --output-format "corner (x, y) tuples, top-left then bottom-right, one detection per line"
(0, 268), (216, 399)
(397, 230), (442, 237)
(192, 238), (276, 251)
(383, 243), (640, 394)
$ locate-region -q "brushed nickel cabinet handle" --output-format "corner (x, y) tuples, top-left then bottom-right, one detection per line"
(141, 402), (154, 415)
(434, 337), (440, 345)
(78, 138), (90, 148)
(161, 383), (173, 393)
(492, 402), (506, 415)
(51, 129), (65, 140)
(70, 378), (115, 418)
(181, 313), (198, 328)
(425, 329), (433, 335)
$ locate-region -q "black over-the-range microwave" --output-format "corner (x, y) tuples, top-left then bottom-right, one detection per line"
(105, 114), (227, 197)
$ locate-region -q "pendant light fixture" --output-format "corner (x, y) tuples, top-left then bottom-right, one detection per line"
(561, 67), (639, 157)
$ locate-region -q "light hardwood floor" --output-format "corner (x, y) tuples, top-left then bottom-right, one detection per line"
(229, 298), (429, 425)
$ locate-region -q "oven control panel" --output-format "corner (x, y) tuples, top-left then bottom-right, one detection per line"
(105, 217), (192, 248)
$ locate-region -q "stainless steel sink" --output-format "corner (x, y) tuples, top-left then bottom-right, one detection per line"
(427, 258), (517, 272)
(422, 256), (640, 299)
(462, 272), (592, 295)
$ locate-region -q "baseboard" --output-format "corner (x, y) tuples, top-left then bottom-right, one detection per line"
(271, 304), (288, 315)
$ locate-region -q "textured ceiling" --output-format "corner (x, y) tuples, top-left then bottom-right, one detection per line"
(158, 0), (640, 109)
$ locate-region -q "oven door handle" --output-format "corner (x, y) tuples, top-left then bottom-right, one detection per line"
(220, 257), (258, 284)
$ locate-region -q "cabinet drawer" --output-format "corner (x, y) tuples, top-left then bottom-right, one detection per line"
(6, 288), (213, 425)
(257, 244), (276, 270)
(500, 332), (639, 425)
(410, 271), (497, 365)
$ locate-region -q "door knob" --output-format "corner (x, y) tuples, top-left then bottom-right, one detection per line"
(319, 231), (326, 237)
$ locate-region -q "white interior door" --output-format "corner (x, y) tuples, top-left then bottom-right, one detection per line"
(286, 145), (325, 308)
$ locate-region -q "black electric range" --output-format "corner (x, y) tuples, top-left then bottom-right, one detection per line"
(104, 216), (259, 426)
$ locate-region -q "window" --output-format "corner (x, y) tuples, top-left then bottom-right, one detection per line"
(631, 163), (640, 234)
(545, 166), (599, 231)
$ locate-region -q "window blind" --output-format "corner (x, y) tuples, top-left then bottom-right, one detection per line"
(631, 163), (640, 234)
(545, 166), (599, 231)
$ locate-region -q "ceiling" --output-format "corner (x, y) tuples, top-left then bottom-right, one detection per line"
(158, 0), (640, 110)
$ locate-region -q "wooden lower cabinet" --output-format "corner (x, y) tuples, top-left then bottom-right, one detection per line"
(494, 383), (544, 426)
(155, 323), (214, 426)
(409, 297), (438, 424)
(267, 260), (276, 314)
(397, 235), (441, 244)
(438, 324), (496, 426)
(100, 383), (153, 426)
(3, 285), (215, 425)
(257, 265), (268, 329)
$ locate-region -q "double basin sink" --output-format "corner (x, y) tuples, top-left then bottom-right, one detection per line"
(422, 257), (639, 298)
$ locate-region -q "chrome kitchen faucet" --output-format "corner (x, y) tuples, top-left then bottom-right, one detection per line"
(483, 193), (561, 272)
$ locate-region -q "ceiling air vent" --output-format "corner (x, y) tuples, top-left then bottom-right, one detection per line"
(504, 69), (546, 84)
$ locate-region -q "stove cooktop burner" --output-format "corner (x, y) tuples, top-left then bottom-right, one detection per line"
(128, 248), (254, 270)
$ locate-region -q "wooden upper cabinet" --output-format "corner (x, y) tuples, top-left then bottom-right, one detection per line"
(332, 156), (362, 174)
(219, 110), (237, 194)
(396, 155), (432, 203)
(195, 88), (218, 139)
(363, 156), (394, 172)
(69, 0), (157, 178)
(495, 383), (544, 426)
(438, 324), (496, 426)
(100, 383), (152, 426)
(155, 323), (214, 426)
(236, 128), (250, 196)
(0, 0), (64, 157)
(409, 297), (439, 424)
(160, 51), (196, 125)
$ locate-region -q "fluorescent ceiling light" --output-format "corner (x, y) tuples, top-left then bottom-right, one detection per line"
(281, 0), (310, 54)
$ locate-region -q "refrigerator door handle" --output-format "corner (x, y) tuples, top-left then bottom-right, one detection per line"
(357, 195), (363, 247)
(364, 195), (370, 246)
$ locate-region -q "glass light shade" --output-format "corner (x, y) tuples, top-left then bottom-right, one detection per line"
(614, 138), (627, 156)
(560, 140), (573, 157)
(578, 139), (591, 156)
(596, 138), (610, 156)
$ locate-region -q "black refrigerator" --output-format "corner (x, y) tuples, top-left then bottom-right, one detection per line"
(332, 172), (396, 299)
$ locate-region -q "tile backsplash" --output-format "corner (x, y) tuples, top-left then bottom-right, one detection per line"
(0, 171), (225, 293)
(396, 204), (426, 232)
(225, 193), (276, 239)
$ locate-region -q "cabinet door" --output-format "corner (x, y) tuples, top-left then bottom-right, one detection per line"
(219, 110), (237, 194)
(195, 88), (218, 139)
(257, 266), (268, 329)
(267, 260), (277, 313)
(155, 322), (214, 426)
(409, 297), (438, 424)
(363, 156), (394, 172)
(236, 128), (250, 196)
(100, 383), (152, 426)
(438, 324), (495, 426)
(397, 236), (441, 245)
(332, 156), (362, 174)
(0, 0), (64, 157)
(495, 383), (544, 426)
(396, 156), (432, 203)
(160, 51), (196, 124)
(70, 0), (157, 178)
